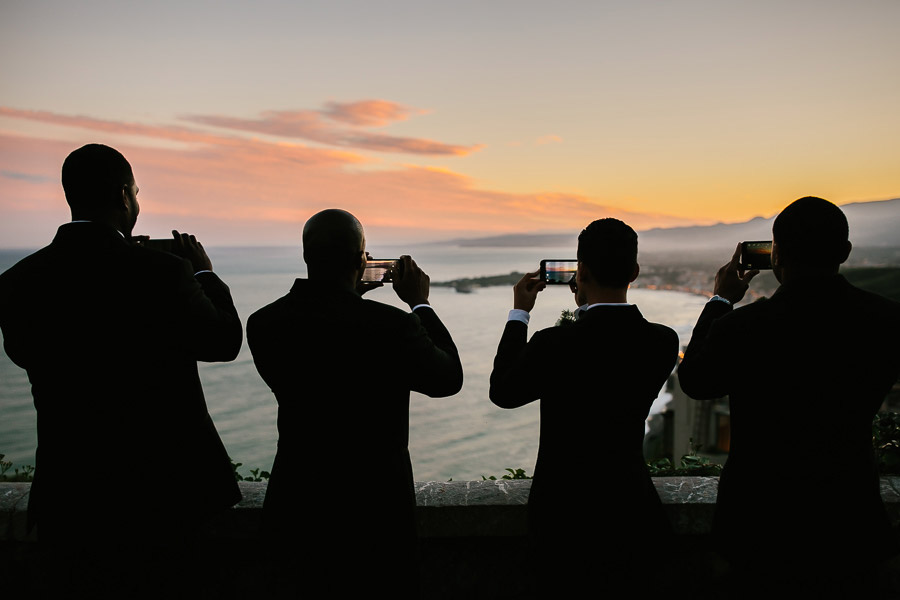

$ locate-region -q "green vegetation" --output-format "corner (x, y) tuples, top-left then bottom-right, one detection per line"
(0, 454), (34, 482)
(647, 441), (723, 477)
(482, 468), (532, 481)
(432, 271), (524, 292)
(874, 412), (900, 474)
(230, 458), (271, 482)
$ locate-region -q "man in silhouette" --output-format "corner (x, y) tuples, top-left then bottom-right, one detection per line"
(489, 218), (678, 595)
(0, 143), (242, 596)
(247, 208), (463, 597)
(678, 197), (900, 593)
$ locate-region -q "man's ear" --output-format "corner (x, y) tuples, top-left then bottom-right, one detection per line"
(576, 261), (590, 285)
(353, 250), (367, 280)
(837, 241), (851, 265)
(118, 184), (130, 212)
(630, 263), (640, 283)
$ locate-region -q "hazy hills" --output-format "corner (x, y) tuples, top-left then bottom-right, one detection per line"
(447, 198), (900, 263)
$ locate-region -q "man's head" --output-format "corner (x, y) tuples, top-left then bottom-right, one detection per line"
(576, 218), (639, 290)
(772, 197), (851, 277)
(62, 144), (139, 236)
(302, 209), (366, 283)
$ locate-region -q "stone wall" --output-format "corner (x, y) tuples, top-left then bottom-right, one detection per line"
(3, 477), (900, 597)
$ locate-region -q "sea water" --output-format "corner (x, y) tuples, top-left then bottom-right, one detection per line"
(0, 244), (708, 481)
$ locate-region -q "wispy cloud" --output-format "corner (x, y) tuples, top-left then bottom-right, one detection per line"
(321, 100), (425, 127)
(0, 170), (55, 184)
(535, 134), (563, 145)
(185, 102), (481, 156)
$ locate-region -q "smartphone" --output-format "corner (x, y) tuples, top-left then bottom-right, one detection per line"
(539, 259), (578, 284)
(362, 259), (401, 283)
(133, 237), (175, 253)
(740, 241), (773, 270)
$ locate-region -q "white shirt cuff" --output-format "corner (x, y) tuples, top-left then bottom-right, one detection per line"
(508, 309), (530, 325)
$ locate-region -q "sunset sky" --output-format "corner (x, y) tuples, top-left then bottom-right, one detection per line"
(1, 1), (898, 247)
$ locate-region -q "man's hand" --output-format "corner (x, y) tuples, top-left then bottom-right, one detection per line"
(513, 270), (546, 312)
(172, 230), (213, 273)
(357, 252), (384, 295)
(393, 255), (430, 309)
(714, 243), (758, 304)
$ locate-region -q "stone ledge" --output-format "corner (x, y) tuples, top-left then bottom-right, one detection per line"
(3, 476), (899, 542)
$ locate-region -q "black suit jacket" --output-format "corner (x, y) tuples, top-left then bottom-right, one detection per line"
(0, 222), (242, 539)
(490, 305), (678, 547)
(247, 278), (462, 590)
(678, 275), (900, 574)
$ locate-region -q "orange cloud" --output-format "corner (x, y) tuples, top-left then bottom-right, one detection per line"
(535, 134), (563, 145)
(183, 101), (481, 156)
(322, 100), (425, 127)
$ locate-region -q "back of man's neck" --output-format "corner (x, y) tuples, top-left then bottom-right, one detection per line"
(306, 272), (359, 293)
(582, 287), (629, 305)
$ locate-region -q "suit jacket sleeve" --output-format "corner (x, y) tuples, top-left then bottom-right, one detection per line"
(405, 306), (463, 398)
(677, 300), (733, 400)
(174, 264), (243, 362)
(489, 320), (540, 409)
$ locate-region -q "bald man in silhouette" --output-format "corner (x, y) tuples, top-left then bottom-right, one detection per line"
(679, 197), (900, 595)
(248, 209), (463, 598)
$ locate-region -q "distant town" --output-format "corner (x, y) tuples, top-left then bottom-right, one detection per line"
(435, 256), (900, 303)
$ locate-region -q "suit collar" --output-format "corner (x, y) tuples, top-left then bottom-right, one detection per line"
(577, 303), (643, 323)
(51, 221), (132, 250)
(289, 278), (362, 302)
(772, 273), (849, 301)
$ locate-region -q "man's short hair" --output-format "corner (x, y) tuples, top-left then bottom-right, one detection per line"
(773, 197), (849, 267)
(61, 144), (134, 214)
(577, 218), (638, 288)
(302, 209), (365, 273)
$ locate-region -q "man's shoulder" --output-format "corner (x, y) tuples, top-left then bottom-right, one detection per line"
(646, 319), (679, 344)
(362, 298), (420, 320)
(248, 291), (294, 324)
(248, 287), (414, 325)
(0, 247), (52, 285)
(845, 280), (900, 313)
(710, 296), (771, 328)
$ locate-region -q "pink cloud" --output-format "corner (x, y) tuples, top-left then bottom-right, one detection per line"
(0, 107), (233, 147)
(321, 100), (424, 127)
(184, 102), (481, 156)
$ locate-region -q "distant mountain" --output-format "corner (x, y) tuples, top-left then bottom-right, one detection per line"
(451, 233), (573, 247)
(638, 198), (900, 254)
(445, 198), (900, 255)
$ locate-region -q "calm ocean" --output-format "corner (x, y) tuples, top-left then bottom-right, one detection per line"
(0, 243), (708, 481)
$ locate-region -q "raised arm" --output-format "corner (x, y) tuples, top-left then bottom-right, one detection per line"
(394, 254), (463, 397)
(489, 270), (546, 408)
(678, 244), (755, 399)
(169, 230), (242, 362)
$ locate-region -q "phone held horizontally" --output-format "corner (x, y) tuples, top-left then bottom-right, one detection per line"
(740, 241), (773, 270)
(131, 237), (175, 253)
(540, 259), (578, 284)
(362, 259), (403, 283)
